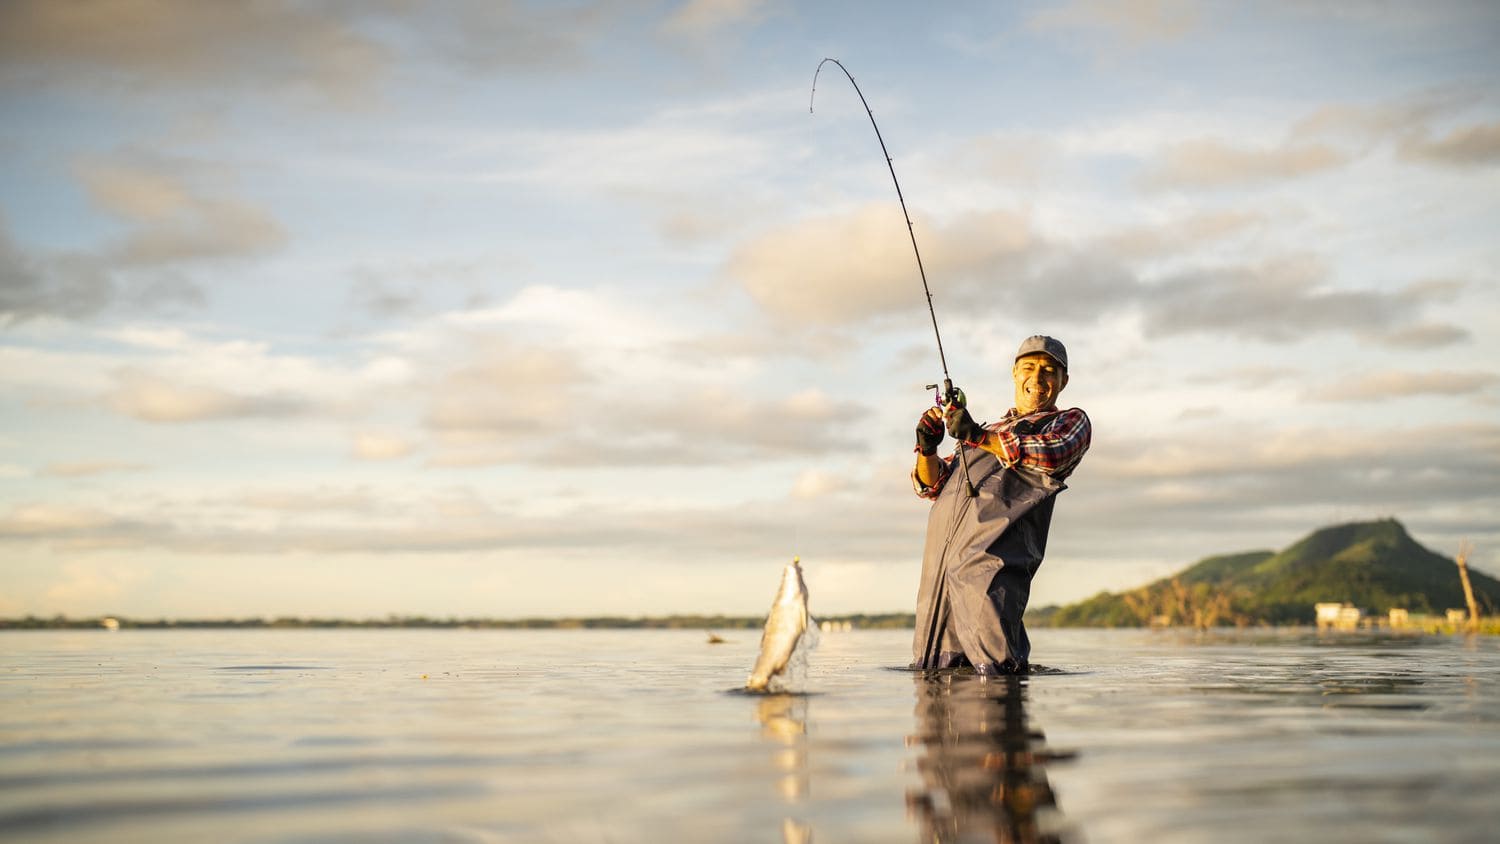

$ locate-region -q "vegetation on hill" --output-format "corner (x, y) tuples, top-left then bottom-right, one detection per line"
(1035, 519), (1496, 628)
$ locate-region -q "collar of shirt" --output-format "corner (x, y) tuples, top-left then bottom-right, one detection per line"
(993, 406), (1061, 430)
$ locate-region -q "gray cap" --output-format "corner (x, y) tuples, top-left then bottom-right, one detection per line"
(1015, 335), (1068, 370)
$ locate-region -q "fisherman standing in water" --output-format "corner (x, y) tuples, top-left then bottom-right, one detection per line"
(910, 335), (1091, 674)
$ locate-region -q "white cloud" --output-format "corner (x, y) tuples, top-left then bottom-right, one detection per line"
(1312, 370), (1499, 403)
(105, 367), (309, 423)
(728, 205), (1034, 324)
(1140, 139), (1347, 189)
(1028, 0), (1203, 46)
(352, 432), (415, 462)
(1099, 210), (1265, 261)
(662, 0), (771, 37)
(39, 460), (148, 478)
(790, 469), (852, 499)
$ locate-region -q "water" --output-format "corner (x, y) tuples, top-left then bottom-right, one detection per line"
(3, 628), (1498, 843)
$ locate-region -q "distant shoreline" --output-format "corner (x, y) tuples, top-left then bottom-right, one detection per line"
(3, 613), (1494, 635)
(0, 613), (919, 631)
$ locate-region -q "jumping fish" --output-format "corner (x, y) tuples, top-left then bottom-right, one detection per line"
(745, 556), (812, 693)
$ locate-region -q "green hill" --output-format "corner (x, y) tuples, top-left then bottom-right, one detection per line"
(1038, 519), (1499, 627)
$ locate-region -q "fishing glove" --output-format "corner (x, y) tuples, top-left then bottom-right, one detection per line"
(915, 409), (945, 456)
(944, 404), (987, 446)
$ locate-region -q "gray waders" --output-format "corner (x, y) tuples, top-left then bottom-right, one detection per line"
(911, 446), (1065, 674)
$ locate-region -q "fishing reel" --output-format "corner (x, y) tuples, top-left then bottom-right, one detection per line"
(925, 380), (966, 411)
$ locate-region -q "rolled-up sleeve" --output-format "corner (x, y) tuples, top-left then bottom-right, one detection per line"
(911, 454), (954, 500)
(990, 408), (1091, 478)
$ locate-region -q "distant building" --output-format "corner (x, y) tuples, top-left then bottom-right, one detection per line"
(1388, 608), (1409, 628)
(1446, 609), (1469, 625)
(1316, 602), (1362, 630)
(100, 617), (120, 631)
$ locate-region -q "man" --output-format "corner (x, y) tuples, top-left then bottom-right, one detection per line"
(910, 335), (1091, 674)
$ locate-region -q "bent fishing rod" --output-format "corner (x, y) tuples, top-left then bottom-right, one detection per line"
(809, 58), (976, 499)
(811, 58), (978, 671)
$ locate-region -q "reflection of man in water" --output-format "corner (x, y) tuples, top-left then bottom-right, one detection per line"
(907, 675), (1069, 842)
(911, 336), (1091, 674)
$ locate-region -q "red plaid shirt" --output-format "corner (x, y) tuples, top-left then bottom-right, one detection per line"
(913, 406), (1091, 499)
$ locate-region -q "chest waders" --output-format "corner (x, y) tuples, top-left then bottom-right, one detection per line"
(912, 445), (1065, 673)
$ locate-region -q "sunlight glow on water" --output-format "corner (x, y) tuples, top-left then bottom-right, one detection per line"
(2, 629), (1498, 842)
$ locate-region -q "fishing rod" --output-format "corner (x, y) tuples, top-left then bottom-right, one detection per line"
(810, 58), (977, 671)
(808, 58), (977, 500)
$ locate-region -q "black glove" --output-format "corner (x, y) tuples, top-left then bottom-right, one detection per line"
(944, 404), (986, 445)
(915, 409), (945, 456)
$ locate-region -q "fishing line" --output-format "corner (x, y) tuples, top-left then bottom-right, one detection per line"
(809, 58), (979, 669)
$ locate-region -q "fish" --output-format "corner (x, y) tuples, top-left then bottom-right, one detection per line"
(745, 556), (813, 693)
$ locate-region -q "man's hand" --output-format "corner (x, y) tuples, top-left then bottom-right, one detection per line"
(944, 404), (987, 445)
(915, 408), (945, 456)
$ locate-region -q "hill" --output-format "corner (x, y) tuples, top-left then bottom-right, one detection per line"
(1037, 519), (1498, 627)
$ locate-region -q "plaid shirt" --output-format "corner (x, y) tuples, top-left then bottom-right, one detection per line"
(913, 406), (1091, 499)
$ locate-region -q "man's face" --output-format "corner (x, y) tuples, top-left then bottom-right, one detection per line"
(1012, 353), (1067, 414)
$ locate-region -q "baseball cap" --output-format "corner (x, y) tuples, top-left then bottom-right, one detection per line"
(1014, 335), (1068, 370)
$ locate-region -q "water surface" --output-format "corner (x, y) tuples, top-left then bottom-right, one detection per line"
(3, 628), (1497, 842)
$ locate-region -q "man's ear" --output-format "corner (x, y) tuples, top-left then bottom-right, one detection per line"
(1059, 371), (1069, 391)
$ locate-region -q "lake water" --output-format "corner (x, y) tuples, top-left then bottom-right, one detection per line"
(2, 628), (1498, 843)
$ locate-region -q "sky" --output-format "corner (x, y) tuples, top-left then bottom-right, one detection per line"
(2, 0), (1498, 620)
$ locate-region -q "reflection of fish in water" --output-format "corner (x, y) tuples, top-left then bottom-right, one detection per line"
(745, 556), (815, 693)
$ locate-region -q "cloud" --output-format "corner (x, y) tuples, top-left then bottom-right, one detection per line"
(1140, 258), (1469, 345)
(725, 206), (1469, 351)
(390, 288), (877, 469)
(727, 205), (1034, 324)
(0, 0), (388, 105)
(1398, 122), (1500, 167)
(1099, 210), (1265, 262)
(400, 2), (618, 74)
(1289, 95), (1465, 147)
(428, 376), (870, 469)
(1027, 0), (1202, 46)
(232, 487), (382, 514)
(352, 432), (415, 462)
(1312, 370), (1500, 403)
(584, 387), (869, 467)
(662, 0), (770, 37)
(2, 153), (283, 323)
(478, 120), (776, 197)
(1288, 96), (1499, 169)
(0, 504), (161, 550)
(77, 157), (286, 265)
(0, 219), (114, 323)
(39, 461), (148, 478)
(0, 464), (921, 571)
(424, 342), (594, 457)
(1379, 323), (1472, 348)
(790, 469), (853, 500)
(1140, 139), (1347, 189)
(78, 325), (412, 425)
(105, 368), (310, 423)
(1068, 422), (1500, 553)
(0, 0), (648, 111)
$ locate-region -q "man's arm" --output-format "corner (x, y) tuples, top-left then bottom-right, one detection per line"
(914, 453), (944, 487)
(975, 408), (1091, 476)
